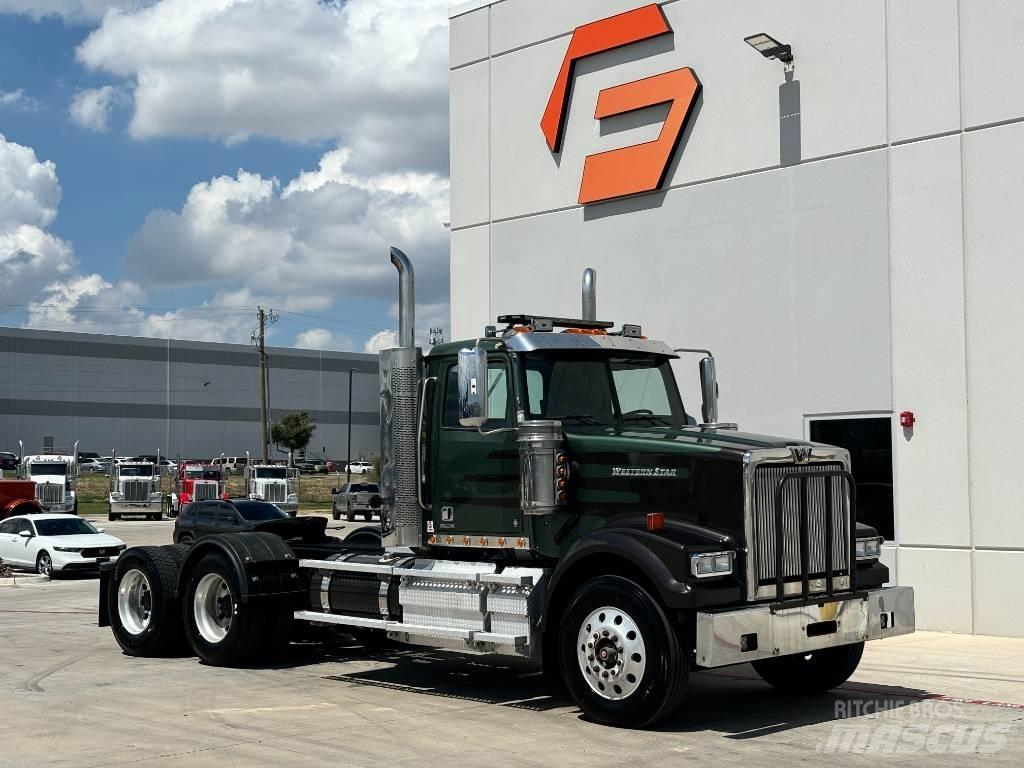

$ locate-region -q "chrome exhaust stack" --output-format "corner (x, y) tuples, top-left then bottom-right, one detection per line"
(380, 247), (423, 551)
(582, 268), (597, 322)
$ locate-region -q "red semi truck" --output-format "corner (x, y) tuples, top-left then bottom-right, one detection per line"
(0, 481), (44, 520)
(170, 464), (227, 517)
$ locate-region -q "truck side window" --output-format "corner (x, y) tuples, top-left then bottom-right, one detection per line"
(443, 361), (509, 428)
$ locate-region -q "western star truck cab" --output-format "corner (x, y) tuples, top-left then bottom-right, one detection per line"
(108, 459), (163, 521)
(244, 464), (299, 516)
(18, 452), (79, 515)
(171, 464), (226, 516)
(100, 249), (914, 729)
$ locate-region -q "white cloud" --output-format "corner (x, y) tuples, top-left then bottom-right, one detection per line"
(75, 0), (449, 173)
(0, 89), (41, 112)
(363, 329), (396, 354)
(69, 85), (124, 131)
(125, 146), (450, 338)
(294, 327), (354, 351)
(0, 134), (76, 307)
(0, 0), (139, 23)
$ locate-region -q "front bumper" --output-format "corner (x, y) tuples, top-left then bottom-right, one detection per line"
(695, 585), (915, 668)
(110, 501), (161, 515)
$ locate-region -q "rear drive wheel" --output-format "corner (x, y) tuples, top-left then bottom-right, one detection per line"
(752, 642), (865, 693)
(182, 553), (291, 666)
(36, 551), (53, 577)
(108, 546), (188, 656)
(559, 576), (688, 728)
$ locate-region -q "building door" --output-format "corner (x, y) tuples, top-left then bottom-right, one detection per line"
(806, 415), (894, 541)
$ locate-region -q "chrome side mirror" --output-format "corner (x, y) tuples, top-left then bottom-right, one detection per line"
(699, 356), (719, 425)
(457, 347), (488, 427)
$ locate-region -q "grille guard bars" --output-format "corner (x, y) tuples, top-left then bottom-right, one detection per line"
(771, 468), (857, 609)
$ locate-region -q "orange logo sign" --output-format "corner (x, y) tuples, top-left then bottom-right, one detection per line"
(541, 4), (701, 205)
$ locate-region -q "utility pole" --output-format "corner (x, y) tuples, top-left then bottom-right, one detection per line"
(252, 306), (278, 464)
(346, 368), (354, 481)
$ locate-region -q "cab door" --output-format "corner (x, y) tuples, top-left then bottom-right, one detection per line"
(428, 354), (522, 540)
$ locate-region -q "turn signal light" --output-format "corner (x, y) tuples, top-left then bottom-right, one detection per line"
(646, 512), (665, 531)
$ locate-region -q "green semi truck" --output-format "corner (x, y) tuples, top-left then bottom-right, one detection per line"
(100, 248), (914, 728)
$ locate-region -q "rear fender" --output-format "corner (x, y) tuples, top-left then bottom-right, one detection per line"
(177, 532), (301, 602)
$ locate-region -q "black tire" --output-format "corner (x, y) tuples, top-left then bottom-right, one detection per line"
(36, 551), (53, 578)
(182, 552), (291, 667)
(177, 533), (193, 545)
(752, 642), (865, 693)
(559, 576), (688, 728)
(73, 500), (78, 516)
(345, 508), (354, 522)
(332, 508), (340, 521)
(107, 546), (188, 657)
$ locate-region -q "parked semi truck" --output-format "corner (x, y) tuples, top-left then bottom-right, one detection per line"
(0, 480), (44, 520)
(100, 249), (914, 728)
(18, 442), (79, 515)
(108, 456), (164, 521)
(243, 462), (299, 515)
(170, 463), (226, 517)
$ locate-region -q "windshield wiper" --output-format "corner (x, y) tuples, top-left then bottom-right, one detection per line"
(622, 413), (671, 425)
(558, 413), (600, 425)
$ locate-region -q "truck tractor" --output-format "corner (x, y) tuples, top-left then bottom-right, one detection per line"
(243, 463), (299, 516)
(18, 442), (79, 515)
(108, 456), (164, 521)
(0, 480), (44, 520)
(171, 463), (226, 517)
(100, 248), (914, 729)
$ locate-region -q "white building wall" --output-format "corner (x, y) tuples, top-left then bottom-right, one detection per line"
(450, 0), (1024, 636)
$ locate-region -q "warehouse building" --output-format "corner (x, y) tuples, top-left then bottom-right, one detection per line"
(448, 0), (1024, 636)
(0, 327), (379, 463)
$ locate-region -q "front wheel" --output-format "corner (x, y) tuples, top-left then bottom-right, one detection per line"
(752, 642), (865, 693)
(36, 551), (53, 577)
(559, 576), (688, 728)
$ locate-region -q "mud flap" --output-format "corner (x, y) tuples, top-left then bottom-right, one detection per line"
(98, 561), (114, 627)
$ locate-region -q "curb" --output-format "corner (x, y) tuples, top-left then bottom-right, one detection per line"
(0, 574), (50, 587)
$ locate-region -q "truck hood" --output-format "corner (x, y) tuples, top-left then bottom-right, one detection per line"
(561, 424), (817, 460)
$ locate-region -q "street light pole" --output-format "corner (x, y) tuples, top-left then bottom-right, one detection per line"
(346, 368), (354, 481)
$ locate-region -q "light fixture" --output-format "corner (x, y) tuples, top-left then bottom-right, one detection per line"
(744, 33), (794, 63)
(856, 536), (883, 561)
(690, 551), (735, 578)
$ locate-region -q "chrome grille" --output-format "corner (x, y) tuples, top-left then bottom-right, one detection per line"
(37, 483), (64, 505)
(751, 463), (850, 586)
(263, 483), (286, 502)
(193, 482), (218, 501)
(123, 480), (150, 503)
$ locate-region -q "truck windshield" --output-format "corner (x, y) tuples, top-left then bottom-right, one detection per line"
(119, 466), (153, 477)
(187, 469), (220, 480)
(255, 468), (288, 479)
(30, 463), (67, 475)
(522, 352), (686, 427)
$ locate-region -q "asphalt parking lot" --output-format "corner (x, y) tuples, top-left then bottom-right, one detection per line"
(2, 520), (1023, 767)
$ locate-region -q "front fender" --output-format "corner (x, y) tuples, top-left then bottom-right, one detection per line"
(544, 528), (695, 630)
(177, 532), (301, 602)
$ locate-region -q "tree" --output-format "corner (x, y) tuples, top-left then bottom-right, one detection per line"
(271, 411), (317, 457)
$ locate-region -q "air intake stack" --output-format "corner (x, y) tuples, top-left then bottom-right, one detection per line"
(582, 268), (597, 322)
(379, 247), (423, 551)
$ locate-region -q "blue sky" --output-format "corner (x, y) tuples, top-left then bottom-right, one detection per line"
(0, 1), (450, 351)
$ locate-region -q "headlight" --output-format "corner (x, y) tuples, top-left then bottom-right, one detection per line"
(690, 550), (735, 578)
(856, 536), (883, 560)
(54, 546), (82, 553)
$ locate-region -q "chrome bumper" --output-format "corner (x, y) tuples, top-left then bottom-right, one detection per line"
(110, 501), (160, 513)
(695, 586), (915, 668)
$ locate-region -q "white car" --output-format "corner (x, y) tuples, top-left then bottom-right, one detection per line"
(346, 461), (373, 475)
(79, 458), (106, 474)
(0, 514), (126, 577)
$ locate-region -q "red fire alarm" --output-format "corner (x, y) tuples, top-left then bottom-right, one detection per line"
(900, 411), (915, 428)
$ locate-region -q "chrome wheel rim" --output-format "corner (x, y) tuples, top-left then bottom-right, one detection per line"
(576, 606), (647, 701)
(194, 572), (233, 643)
(37, 553), (52, 576)
(117, 568), (153, 635)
